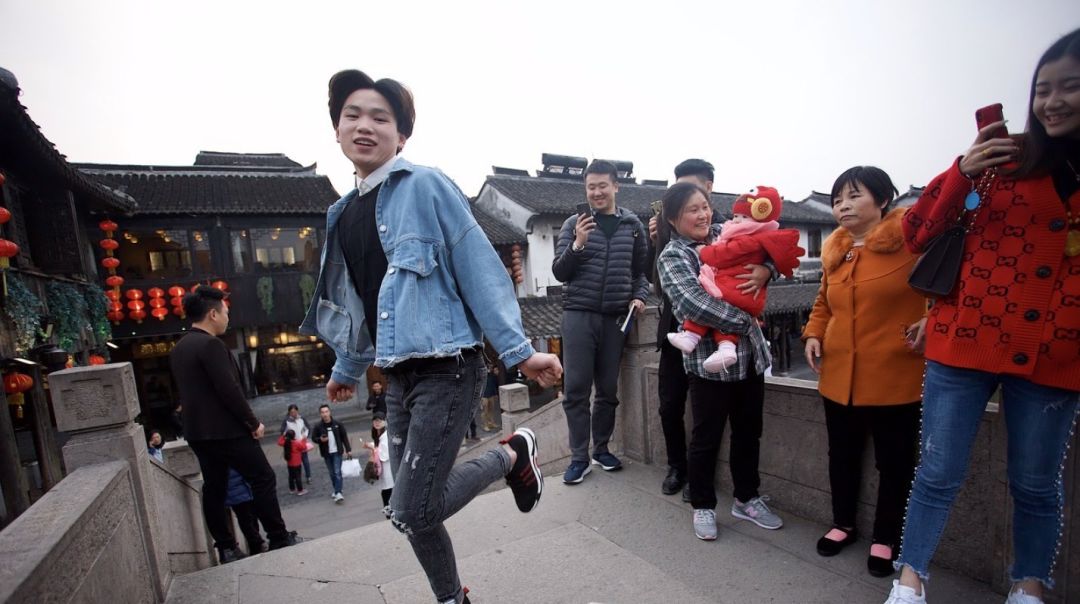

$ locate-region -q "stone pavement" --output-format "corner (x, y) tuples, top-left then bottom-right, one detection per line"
(165, 459), (1001, 604)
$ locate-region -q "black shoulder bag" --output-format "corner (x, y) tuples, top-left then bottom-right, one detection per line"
(908, 169), (996, 298)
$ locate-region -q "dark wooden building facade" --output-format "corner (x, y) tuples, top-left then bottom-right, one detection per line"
(76, 152), (339, 429)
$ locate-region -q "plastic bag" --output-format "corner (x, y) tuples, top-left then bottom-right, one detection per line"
(341, 458), (362, 478)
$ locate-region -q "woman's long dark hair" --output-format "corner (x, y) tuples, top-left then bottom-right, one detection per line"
(282, 429), (295, 463)
(651, 181), (709, 297)
(1013, 27), (1080, 178)
(371, 422), (384, 447)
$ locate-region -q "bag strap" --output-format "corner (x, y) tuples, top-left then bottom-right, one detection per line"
(960, 168), (997, 232)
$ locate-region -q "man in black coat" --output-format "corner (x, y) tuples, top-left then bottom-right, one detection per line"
(310, 404), (353, 502)
(169, 286), (299, 561)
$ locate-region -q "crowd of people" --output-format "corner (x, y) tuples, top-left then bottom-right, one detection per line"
(146, 27), (1078, 604)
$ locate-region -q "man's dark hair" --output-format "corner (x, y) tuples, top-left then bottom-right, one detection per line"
(674, 159), (714, 183)
(830, 166), (898, 217)
(287, 404), (299, 412)
(328, 69), (416, 138)
(182, 285), (226, 323)
(319, 404), (331, 412)
(584, 159), (619, 182)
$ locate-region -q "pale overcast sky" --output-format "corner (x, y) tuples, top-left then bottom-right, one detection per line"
(1, 1), (1077, 200)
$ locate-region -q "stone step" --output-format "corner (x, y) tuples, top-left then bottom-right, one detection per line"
(165, 462), (1000, 604)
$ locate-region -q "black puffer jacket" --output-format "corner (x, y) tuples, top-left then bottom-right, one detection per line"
(552, 207), (650, 314)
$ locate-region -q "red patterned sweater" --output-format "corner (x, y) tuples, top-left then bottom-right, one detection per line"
(903, 158), (1080, 392)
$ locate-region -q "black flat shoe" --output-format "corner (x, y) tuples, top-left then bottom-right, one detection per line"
(661, 467), (685, 495)
(867, 544), (898, 577)
(816, 527), (858, 557)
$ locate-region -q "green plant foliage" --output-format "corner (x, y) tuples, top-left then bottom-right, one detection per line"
(299, 274), (315, 310)
(257, 276), (274, 317)
(46, 282), (89, 352)
(84, 283), (111, 356)
(4, 274), (43, 355)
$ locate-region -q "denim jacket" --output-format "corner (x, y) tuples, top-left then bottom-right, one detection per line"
(299, 159), (535, 386)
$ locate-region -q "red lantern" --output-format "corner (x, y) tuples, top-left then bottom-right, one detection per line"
(88, 355), (106, 366)
(99, 238), (119, 251)
(168, 285), (185, 298)
(4, 372), (33, 419)
(211, 280), (228, 291)
(129, 309), (147, 323)
(0, 239), (19, 269)
(0, 172), (5, 186)
(190, 284), (200, 293)
(105, 275), (124, 287)
(124, 289), (144, 300)
(108, 301), (123, 312)
(148, 297), (166, 309)
(151, 307), (169, 320)
(147, 287), (164, 298)
(172, 306), (185, 317)
(0, 207), (10, 224)
(126, 300), (145, 312)
(101, 257), (120, 269)
(98, 220), (118, 233)
(105, 289), (120, 301)
(107, 310), (125, 323)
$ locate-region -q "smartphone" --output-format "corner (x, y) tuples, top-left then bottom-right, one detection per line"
(650, 200), (663, 217)
(975, 103), (1009, 139)
(576, 202), (592, 217)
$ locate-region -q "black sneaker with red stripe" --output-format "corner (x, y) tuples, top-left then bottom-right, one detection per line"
(501, 427), (542, 512)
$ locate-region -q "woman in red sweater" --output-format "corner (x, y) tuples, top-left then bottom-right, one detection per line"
(888, 29), (1080, 604)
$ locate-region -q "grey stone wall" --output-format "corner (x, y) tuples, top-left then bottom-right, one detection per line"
(0, 461), (157, 603)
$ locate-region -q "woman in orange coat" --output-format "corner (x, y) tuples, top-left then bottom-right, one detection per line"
(802, 166), (927, 577)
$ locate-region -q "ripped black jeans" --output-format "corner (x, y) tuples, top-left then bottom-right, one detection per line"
(385, 348), (512, 604)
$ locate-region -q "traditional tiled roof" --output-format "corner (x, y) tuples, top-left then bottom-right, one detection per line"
(764, 282), (820, 314)
(75, 159), (340, 216)
(194, 151), (302, 169)
(517, 296), (563, 339)
(893, 186), (925, 208)
(0, 72), (136, 213)
(472, 203), (527, 246)
(485, 174), (835, 225)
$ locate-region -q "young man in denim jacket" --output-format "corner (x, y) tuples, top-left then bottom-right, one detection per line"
(300, 69), (562, 604)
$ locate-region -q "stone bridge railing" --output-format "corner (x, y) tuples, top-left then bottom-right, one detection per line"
(0, 364), (213, 602)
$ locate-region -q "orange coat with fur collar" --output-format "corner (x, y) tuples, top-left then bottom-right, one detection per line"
(802, 208), (927, 405)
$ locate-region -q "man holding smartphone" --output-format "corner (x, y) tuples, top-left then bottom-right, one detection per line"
(552, 159), (650, 484)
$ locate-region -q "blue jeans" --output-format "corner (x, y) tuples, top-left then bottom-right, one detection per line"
(896, 361), (1079, 587)
(323, 452), (343, 494)
(301, 450), (311, 479)
(386, 349), (511, 604)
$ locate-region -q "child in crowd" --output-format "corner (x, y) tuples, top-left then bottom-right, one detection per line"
(364, 411), (394, 518)
(147, 430), (164, 462)
(277, 429), (309, 495)
(667, 186), (803, 371)
(225, 468), (266, 554)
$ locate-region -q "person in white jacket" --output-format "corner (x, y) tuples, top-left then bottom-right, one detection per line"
(366, 411), (394, 518)
(279, 405), (312, 484)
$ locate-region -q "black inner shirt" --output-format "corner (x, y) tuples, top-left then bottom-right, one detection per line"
(337, 183), (388, 344)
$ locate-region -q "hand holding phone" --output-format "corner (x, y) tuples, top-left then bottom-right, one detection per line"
(959, 103), (1018, 177)
(576, 202), (592, 217)
(573, 202), (595, 249)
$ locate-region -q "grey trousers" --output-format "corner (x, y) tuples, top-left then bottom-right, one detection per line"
(561, 309), (627, 462)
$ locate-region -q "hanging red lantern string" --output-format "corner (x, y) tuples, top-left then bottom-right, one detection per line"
(169, 285), (186, 319)
(4, 372), (33, 420)
(147, 287), (166, 320)
(0, 206), (18, 297)
(98, 219), (123, 315)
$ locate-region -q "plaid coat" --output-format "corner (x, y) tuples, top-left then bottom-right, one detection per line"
(657, 225), (771, 381)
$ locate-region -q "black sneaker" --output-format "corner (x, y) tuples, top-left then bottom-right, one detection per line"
(681, 483), (691, 503)
(501, 428), (542, 512)
(268, 530), (302, 550)
(662, 467), (685, 495)
(217, 546), (246, 564)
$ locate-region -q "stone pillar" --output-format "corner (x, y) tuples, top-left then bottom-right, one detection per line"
(49, 363), (166, 602)
(617, 305), (661, 463)
(499, 382), (531, 433)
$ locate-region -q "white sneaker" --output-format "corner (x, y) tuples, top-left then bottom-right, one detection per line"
(667, 331), (701, 353)
(692, 508), (717, 541)
(333, 492), (344, 503)
(884, 580), (926, 604)
(1005, 588), (1043, 604)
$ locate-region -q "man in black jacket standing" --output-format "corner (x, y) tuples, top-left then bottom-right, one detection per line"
(311, 404), (353, 503)
(552, 159), (650, 485)
(169, 286), (299, 562)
